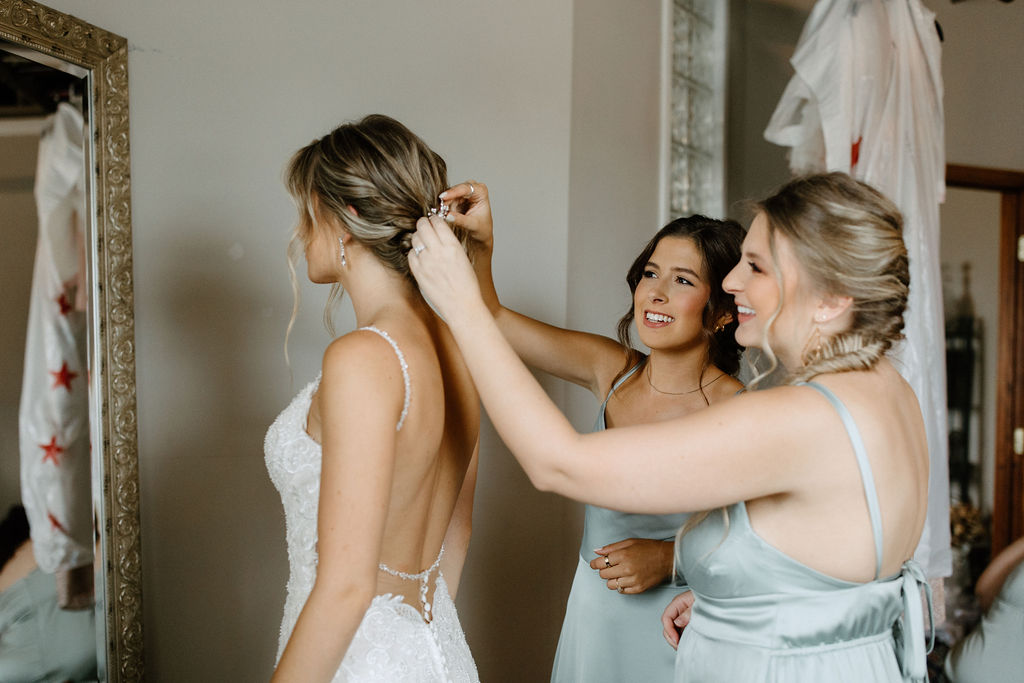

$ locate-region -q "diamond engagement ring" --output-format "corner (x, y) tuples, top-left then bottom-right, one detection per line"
(413, 244), (426, 255)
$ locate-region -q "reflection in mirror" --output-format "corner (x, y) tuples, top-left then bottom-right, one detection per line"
(0, 3), (141, 681)
(0, 45), (98, 682)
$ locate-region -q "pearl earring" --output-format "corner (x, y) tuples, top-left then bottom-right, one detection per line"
(338, 237), (347, 267)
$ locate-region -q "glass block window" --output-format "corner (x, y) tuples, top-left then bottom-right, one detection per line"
(669, 0), (726, 218)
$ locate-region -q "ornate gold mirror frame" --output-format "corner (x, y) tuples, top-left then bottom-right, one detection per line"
(0, 1), (141, 680)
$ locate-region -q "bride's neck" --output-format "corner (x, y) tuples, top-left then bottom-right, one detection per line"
(344, 261), (424, 327)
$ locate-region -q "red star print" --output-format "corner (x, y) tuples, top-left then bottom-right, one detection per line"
(851, 136), (863, 168)
(40, 436), (65, 465)
(47, 511), (69, 534)
(50, 362), (78, 391)
(56, 292), (73, 315)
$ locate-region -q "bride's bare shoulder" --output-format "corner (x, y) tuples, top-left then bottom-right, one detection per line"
(319, 329), (408, 403)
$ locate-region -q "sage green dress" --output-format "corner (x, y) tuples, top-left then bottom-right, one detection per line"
(0, 568), (98, 682)
(944, 561), (1024, 682)
(551, 364), (688, 682)
(673, 382), (932, 682)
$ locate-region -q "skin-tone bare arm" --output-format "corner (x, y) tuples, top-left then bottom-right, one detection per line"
(439, 441), (478, 599)
(976, 535), (1024, 612)
(442, 182), (626, 395)
(271, 333), (404, 683)
(408, 215), (810, 516)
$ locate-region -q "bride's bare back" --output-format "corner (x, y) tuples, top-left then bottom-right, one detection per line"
(306, 305), (479, 609)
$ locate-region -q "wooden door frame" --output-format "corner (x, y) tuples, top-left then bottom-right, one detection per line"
(946, 164), (1024, 556)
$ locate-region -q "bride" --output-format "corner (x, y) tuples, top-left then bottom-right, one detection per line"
(264, 114), (481, 682)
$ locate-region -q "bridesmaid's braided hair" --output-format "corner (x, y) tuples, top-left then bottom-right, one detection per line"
(749, 172), (909, 389)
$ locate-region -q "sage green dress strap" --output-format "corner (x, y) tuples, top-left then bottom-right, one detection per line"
(672, 381), (933, 682)
(551, 362), (689, 682)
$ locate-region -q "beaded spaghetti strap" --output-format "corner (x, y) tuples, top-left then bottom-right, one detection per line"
(378, 545), (445, 620)
(359, 325), (411, 431)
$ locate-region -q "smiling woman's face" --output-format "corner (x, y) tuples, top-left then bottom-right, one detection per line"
(722, 213), (817, 365)
(632, 236), (712, 353)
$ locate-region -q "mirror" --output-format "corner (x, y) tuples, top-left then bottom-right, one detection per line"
(0, 3), (141, 681)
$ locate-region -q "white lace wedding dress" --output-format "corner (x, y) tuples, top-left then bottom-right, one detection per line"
(264, 326), (479, 682)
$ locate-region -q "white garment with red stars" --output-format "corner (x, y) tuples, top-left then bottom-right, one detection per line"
(19, 102), (92, 574)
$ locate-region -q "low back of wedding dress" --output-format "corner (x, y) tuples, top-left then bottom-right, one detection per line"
(265, 326), (479, 682)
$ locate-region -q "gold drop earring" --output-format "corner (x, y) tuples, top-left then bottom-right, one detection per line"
(801, 313), (825, 364)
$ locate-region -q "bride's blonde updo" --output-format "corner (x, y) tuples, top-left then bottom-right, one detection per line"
(753, 172), (910, 388)
(284, 114), (463, 338)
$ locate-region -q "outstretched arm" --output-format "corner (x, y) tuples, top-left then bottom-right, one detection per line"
(272, 333), (405, 682)
(976, 535), (1024, 612)
(408, 215), (806, 515)
(441, 181), (629, 396)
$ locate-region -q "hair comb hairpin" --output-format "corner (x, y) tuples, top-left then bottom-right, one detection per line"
(428, 200), (450, 221)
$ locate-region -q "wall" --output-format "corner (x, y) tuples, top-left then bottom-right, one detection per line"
(566, 4), (664, 424)
(36, 1), (665, 680)
(932, 2), (1024, 171)
(725, 0), (809, 216)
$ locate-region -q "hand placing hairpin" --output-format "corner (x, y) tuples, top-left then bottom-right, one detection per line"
(408, 212), (484, 326)
(438, 180), (492, 259)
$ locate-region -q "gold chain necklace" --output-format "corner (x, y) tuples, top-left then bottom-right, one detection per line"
(646, 361), (725, 396)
